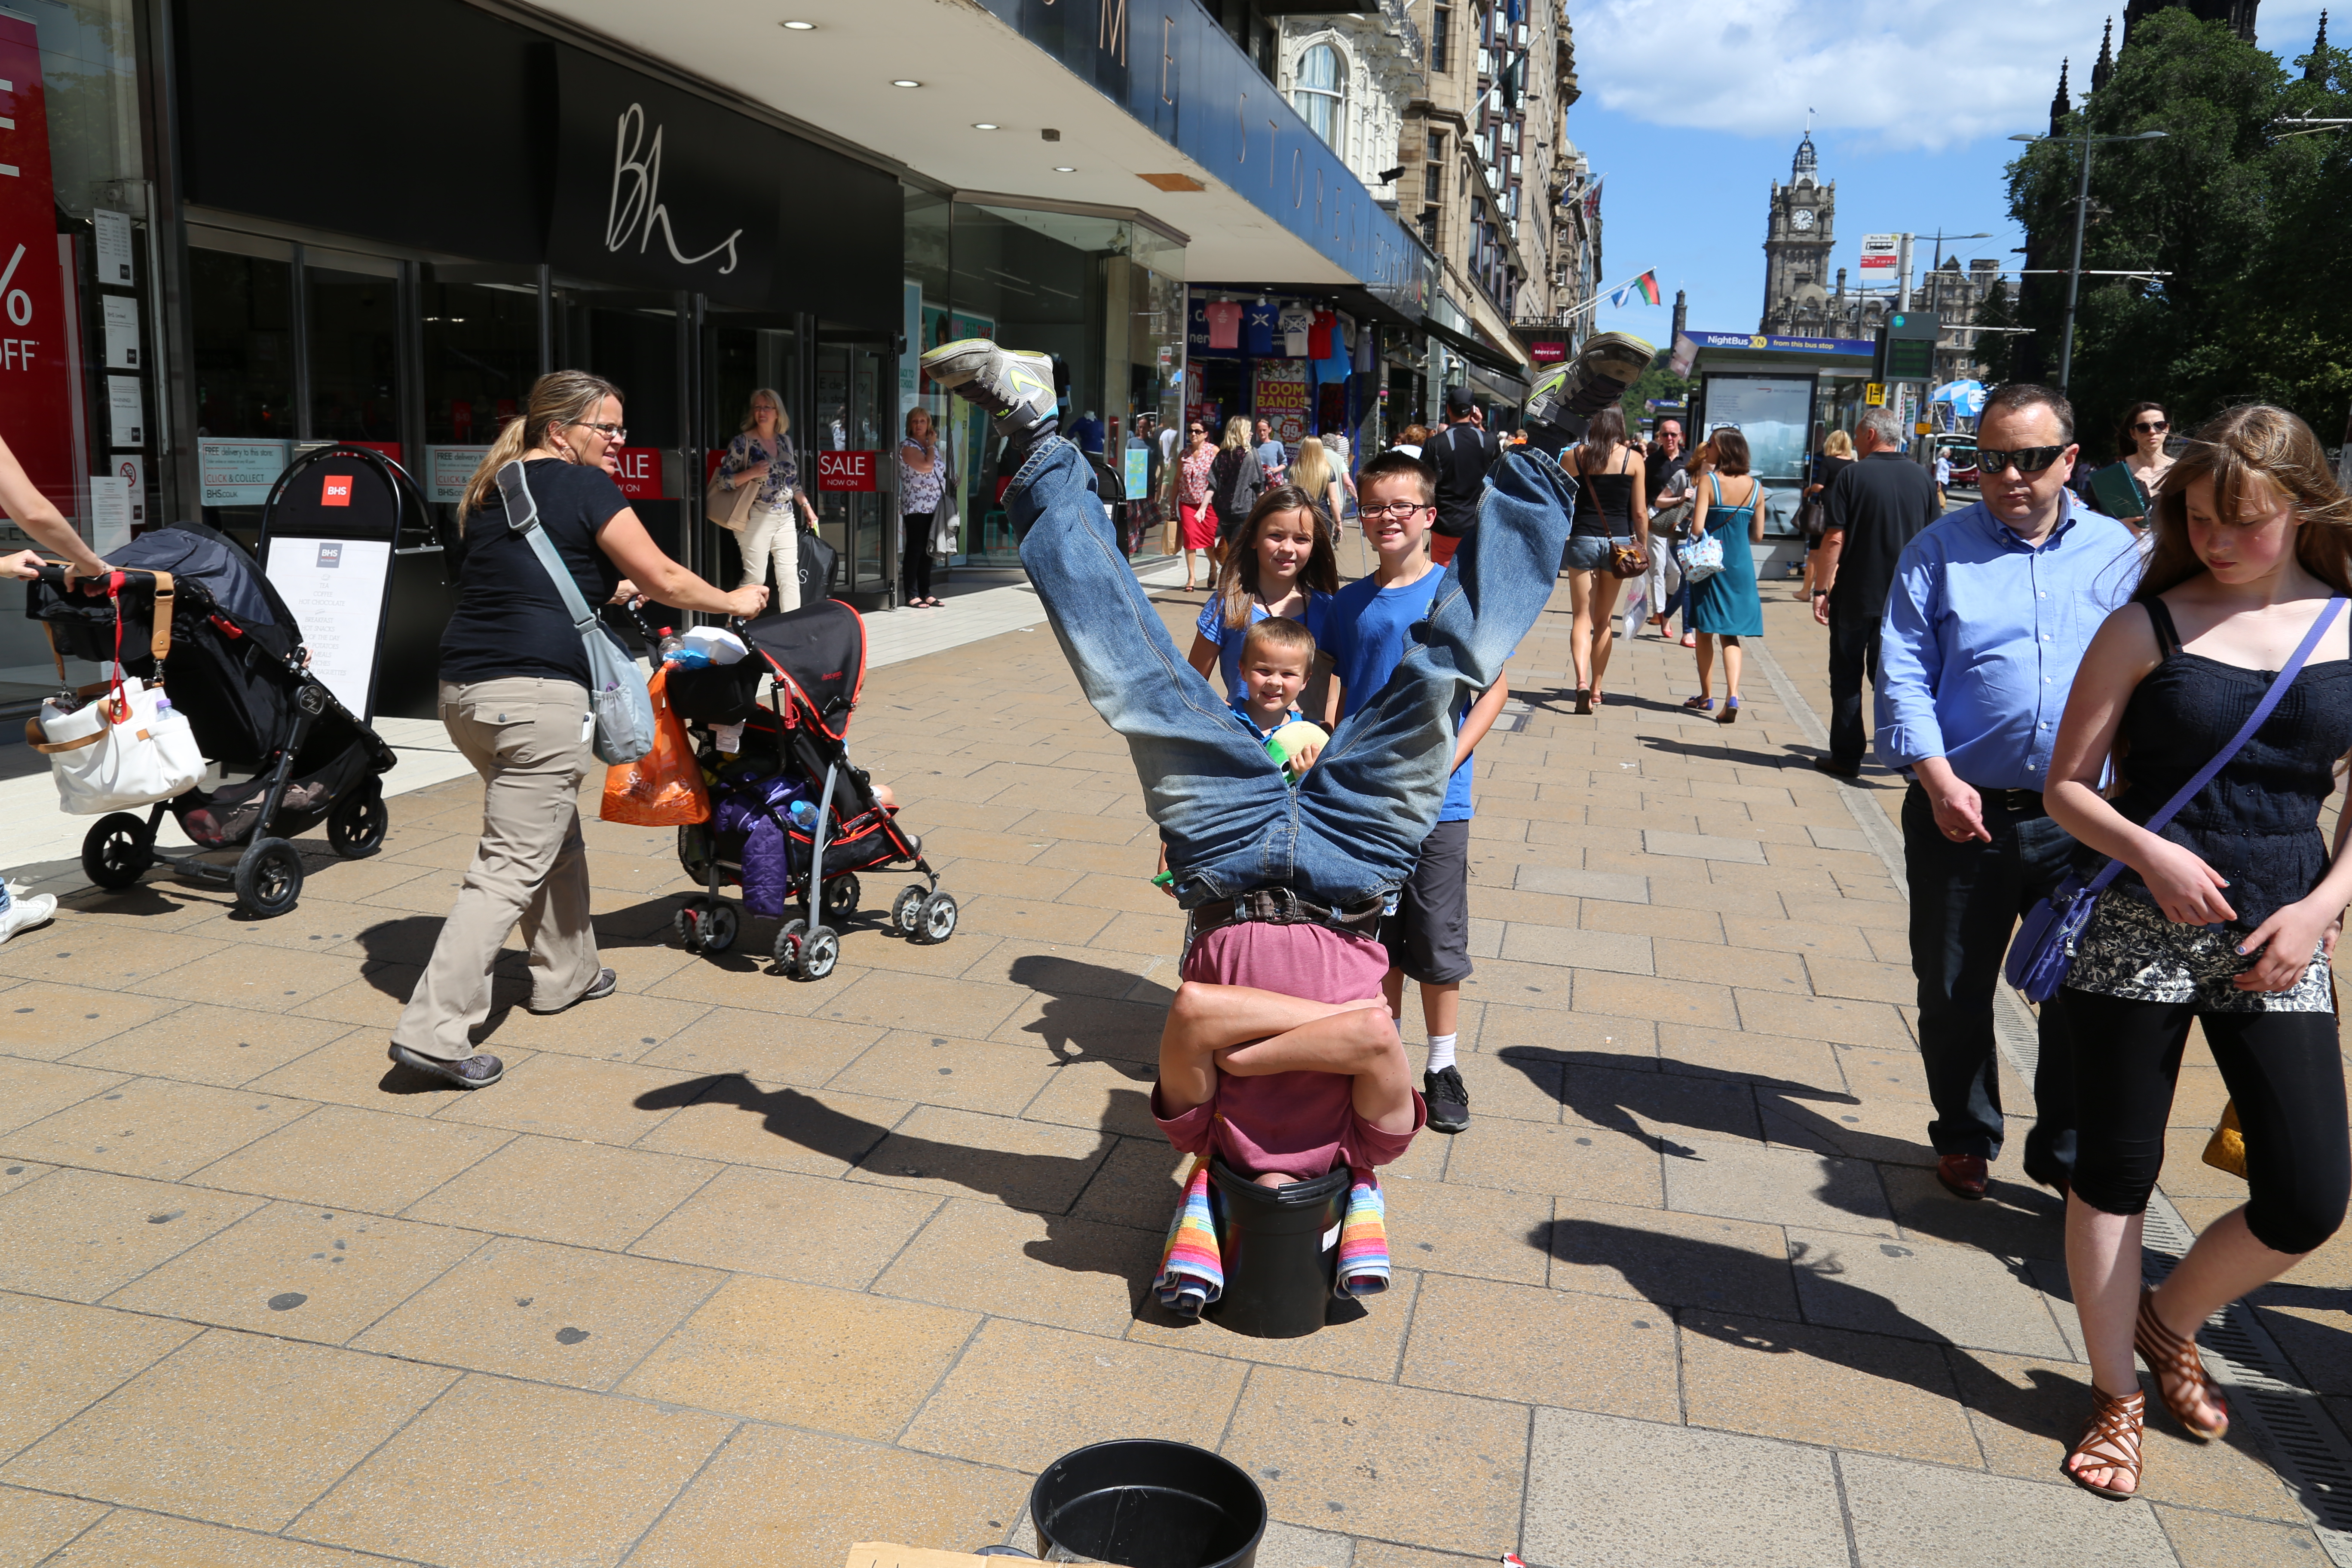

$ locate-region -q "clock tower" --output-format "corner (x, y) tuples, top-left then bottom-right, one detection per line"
(1761, 131), (1837, 335)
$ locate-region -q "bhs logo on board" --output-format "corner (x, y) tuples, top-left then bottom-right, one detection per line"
(321, 475), (354, 507)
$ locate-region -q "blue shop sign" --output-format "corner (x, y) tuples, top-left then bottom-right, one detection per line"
(974, 0), (1419, 300)
(1690, 330), (1876, 356)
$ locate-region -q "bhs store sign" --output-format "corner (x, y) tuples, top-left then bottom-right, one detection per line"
(549, 49), (775, 307)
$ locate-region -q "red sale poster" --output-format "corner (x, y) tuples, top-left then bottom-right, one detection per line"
(0, 18), (76, 521)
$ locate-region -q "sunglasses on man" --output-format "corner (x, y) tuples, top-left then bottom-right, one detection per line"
(1976, 445), (2071, 475)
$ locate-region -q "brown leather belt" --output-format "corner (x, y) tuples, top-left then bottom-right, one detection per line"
(1188, 888), (1387, 942)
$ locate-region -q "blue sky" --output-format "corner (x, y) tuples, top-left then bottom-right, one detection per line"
(1565, 0), (2331, 349)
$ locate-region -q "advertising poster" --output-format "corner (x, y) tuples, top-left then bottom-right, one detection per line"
(426, 445), (490, 504)
(0, 18), (78, 520)
(1700, 374), (1815, 488)
(101, 294), (140, 368)
(1124, 447), (1150, 499)
(1253, 360), (1309, 448)
(263, 536), (392, 718)
(199, 440), (290, 506)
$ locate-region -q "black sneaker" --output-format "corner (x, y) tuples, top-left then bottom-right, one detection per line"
(388, 1043), (504, 1089)
(525, 966), (616, 1015)
(1424, 1066), (1470, 1134)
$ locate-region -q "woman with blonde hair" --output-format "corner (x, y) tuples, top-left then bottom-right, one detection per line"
(715, 389), (819, 612)
(1801, 429), (1856, 600)
(392, 372), (767, 1092)
(898, 405), (949, 608)
(2046, 405), (2352, 1501)
(1287, 435), (1346, 543)
(1210, 415), (1263, 558)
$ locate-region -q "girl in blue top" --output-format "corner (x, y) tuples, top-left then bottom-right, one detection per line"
(1186, 485), (1339, 698)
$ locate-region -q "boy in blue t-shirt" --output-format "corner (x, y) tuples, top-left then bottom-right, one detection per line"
(1318, 450), (1513, 1134)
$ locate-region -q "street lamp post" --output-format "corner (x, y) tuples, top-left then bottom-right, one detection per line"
(2009, 128), (2167, 391)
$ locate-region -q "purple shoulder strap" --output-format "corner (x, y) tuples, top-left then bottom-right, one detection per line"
(2082, 596), (2348, 895)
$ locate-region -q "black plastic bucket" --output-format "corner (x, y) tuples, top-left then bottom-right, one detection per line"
(1029, 1439), (1266, 1568)
(1201, 1158), (1350, 1339)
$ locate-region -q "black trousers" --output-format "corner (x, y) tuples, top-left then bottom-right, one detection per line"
(1827, 612), (1881, 769)
(901, 513), (934, 600)
(2066, 990), (2349, 1255)
(1901, 784), (2079, 1182)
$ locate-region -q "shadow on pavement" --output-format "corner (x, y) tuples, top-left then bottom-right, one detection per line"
(1001, 952), (1170, 1072)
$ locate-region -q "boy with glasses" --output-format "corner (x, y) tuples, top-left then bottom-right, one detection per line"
(920, 338), (1573, 1173)
(1317, 451), (1518, 1133)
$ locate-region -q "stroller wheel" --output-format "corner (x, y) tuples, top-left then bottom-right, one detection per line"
(891, 884), (926, 934)
(911, 890), (959, 946)
(82, 812), (155, 890)
(672, 897), (711, 950)
(700, 901), (740, 954)
(234, 837), (305, 919)
(824, 873), (860, 919)
(773, 917), (809, 976)
(798, 924), (841, 981)
(327, 783), (388, 858)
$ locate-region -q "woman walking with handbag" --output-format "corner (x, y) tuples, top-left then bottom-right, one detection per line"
(1558, 406), (1647, 713)
(1682, 431), (1766, 723)
(898, 407), (947, 608)
(1175, 419), (1219, 592)
(391, 372), (767, 1090)
(714, 389), (818, 612)
(1800, 430), (1854, 600)
(2043, 405), (2352, 1501)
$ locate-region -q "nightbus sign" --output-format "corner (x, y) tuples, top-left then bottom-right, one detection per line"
(973, 0), (1422, 304)
(1690, 331), (1876, 356)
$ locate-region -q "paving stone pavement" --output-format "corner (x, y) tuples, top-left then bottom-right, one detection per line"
(1, 551), (2346, 1566)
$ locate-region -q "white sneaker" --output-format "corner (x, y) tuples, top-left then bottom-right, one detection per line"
(0, 893), (58, 945)
(919, 338), (1060, 442)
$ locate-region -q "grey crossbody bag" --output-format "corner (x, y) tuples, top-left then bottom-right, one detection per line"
(495, 460), (655, 765)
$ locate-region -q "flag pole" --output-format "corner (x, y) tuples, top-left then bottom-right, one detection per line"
(1562, 269), (1658, 325)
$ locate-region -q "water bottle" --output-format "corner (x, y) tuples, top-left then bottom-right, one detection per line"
(786, 798), (819, 831)
(655, 626), (686, 664)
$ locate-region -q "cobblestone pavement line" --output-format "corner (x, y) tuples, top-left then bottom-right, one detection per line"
(0, 559), (2343, 1567)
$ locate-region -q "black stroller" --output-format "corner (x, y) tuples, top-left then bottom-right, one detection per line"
(661, 598), (955, 980)
(22, 450), (407, 917)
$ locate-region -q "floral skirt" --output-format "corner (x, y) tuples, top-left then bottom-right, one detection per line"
(2067, 889), (2332, 1013)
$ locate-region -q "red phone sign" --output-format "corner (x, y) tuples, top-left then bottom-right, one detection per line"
(818, 450), (876, 492)
(0, 17), (77, 523)
(609, 445), (662, 499)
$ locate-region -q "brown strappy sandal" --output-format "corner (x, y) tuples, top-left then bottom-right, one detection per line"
(2063, 1385), (2145, 1501)
(2136, 1287), (2229, 1440)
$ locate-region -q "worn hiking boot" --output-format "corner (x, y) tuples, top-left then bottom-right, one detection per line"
(920, 339), (1060, 446)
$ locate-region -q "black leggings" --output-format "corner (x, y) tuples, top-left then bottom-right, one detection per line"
(2067, 989), (2350, 1255)
(902, 514), (934, 600)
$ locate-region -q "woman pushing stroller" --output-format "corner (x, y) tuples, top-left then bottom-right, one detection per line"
(920, 339), (1576, 1185)
(389, 372), (767, 1090)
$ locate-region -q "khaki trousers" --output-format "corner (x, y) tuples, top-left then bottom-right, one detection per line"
(392, 677), (602, 1061)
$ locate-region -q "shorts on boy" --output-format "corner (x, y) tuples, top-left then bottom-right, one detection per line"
(1385, 819), (1473, 985)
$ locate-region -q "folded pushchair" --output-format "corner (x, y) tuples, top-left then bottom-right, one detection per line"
(23, 517), (396, 918)
(660, 598), (955, 980)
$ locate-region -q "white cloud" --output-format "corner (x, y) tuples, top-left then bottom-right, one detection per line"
(1571, 0), (2126, 152)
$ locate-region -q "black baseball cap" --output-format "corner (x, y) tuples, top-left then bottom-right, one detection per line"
(1445, 386), (1477, 413)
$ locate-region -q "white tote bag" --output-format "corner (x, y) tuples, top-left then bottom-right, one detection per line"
(31, 676), (209, 815)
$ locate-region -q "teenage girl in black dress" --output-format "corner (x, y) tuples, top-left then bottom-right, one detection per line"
(2046, 404), (2352, 1500)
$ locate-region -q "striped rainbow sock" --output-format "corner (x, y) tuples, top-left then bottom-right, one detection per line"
(1335, 1170), (1390, 1298)
(1154, 1155), (1223, 1315)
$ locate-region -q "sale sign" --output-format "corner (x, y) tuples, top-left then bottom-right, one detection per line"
(0, 17), (79, 521)
(609, 445), (663, 499)
(818, 450), (877, 492)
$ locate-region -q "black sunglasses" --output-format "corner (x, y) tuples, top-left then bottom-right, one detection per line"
(2133, 420), (2169, 433)
(1976, 445), (2070, 476)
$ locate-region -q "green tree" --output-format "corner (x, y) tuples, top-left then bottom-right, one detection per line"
(1620, 361), (1692, 433)
(2003, 10), (2350, 458)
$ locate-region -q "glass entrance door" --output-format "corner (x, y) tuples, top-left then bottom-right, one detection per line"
(813, 332), (893, 598)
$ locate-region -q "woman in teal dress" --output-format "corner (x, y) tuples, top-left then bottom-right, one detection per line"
(1683, 429), (1766, 724)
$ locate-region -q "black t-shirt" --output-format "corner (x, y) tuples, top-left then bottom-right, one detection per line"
(439, 458), (629, 686)
(1822, 451), (1940, 623)
(1428, 423), (1499, 536)
(1642, 450), (1685, 509)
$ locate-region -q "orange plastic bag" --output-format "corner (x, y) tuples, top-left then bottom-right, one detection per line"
(601, 671), (710, 826)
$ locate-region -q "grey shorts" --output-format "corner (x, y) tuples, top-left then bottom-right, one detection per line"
(1562, 533), (1629, 573)
(2067, 889), (2333, 1012)
(1382, 818), (1474, 985)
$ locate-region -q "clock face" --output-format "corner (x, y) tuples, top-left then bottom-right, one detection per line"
(1792, 208), (1816, 232)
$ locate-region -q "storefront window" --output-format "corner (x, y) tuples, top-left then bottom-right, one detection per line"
(189, 244), (296, 442)
(307, 258), (400, 444)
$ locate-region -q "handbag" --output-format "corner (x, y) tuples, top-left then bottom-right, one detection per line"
(31, 674), (209, 815)
(2004, 595), (2348, 1002)
(705, 465), (758, 532)
(496, 460), (655, 766)
(1676, 530), (1724, 585)
(1608, 543), (1650, 580)
(2202, 1101), (2248, 1180)
(798, 525), (839, 598)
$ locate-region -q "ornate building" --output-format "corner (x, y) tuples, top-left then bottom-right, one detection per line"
(1759, 132), (1846, 336)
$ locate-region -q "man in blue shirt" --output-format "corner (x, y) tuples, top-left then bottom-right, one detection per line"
(1875, 383), (2141, 1201)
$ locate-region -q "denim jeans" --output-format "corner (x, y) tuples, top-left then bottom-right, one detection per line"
(1009, 435), (1575, 909)
(1901, 784), (2079, 1182)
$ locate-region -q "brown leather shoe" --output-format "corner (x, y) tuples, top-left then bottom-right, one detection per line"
(1937, 1153), (1989, 1200)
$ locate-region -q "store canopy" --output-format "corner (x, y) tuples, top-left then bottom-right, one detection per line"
(1421, 315), (1527, 382)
